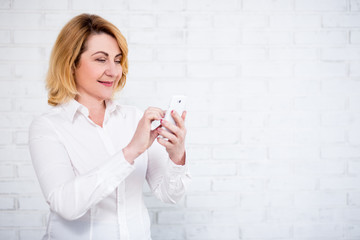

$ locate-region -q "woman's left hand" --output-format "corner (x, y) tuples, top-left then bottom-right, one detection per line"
(157, 110), (187, 165)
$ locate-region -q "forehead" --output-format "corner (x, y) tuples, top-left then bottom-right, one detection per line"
(85, 33), (121, 54)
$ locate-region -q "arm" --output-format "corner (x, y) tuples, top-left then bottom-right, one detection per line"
(29, 117), (135, 220)
(146, 111), (191, 203)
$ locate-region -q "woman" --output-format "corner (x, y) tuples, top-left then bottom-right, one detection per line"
(29, 13), (190, 240)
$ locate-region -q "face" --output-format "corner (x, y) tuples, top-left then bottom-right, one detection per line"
(74, 33), (122, 104)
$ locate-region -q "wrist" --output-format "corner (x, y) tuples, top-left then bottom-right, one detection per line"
(123, 145), (142, 164)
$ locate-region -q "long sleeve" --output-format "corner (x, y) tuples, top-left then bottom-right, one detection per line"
(145, 140), (191, 204)
(29, 116), (135, 220)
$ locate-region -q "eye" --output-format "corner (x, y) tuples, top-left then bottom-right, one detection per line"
(96, 58), (106, 63)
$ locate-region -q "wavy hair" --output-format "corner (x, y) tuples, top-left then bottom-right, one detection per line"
(46, 13), (128, 106)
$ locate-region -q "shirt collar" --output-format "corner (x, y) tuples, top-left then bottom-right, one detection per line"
(61, 99), (124, 122)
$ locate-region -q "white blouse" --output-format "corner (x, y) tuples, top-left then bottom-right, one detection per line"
(29, 99), (191, 240)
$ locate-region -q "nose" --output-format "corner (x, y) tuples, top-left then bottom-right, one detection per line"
(105, 61), (121, 77)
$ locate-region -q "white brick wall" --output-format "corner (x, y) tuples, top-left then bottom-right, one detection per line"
(1, 0), (360, 239)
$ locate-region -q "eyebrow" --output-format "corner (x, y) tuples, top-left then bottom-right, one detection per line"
(91, 51), (122, 57)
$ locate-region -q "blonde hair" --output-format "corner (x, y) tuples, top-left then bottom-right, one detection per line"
(46, 13), (128, 106)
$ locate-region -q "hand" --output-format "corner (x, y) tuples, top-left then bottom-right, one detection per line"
(123, 107), (164, 164)
(157, 110), (187, 165)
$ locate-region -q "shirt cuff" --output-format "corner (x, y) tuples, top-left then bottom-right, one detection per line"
(97, 150), (135, 188)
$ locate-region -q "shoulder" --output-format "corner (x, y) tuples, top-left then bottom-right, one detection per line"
(29, 106), (65, 139)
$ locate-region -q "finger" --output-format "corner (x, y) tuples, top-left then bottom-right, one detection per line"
(160, 119), (180, 137)
(171, 110), (185, 129)
(181, 111), (187, 121)
(147, 107), (165, 118)
(157, 127), (177, 143)
(157, 136), (171, 148)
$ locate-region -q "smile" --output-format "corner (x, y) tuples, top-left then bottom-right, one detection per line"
(97, 80), (114, 87)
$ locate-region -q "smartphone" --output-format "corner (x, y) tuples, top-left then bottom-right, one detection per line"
(156, 95), (187, 137)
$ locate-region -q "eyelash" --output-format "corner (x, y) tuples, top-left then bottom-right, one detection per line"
(96, 58), (122, 64)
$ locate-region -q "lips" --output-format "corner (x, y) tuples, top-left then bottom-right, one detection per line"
(97, 80), (114, 87)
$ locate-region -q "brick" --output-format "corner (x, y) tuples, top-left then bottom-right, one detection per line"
(295, 31), (348, 45)
(20, 230), (46, 240)
(350, 62), (360, 77)
(242, 31), (292, 45)
(349, 160), (360, 175)
(212, 80), (267, 96)
(294, 224), (343, 238)
(128, 14), (155, 28)
(270, 15), (321, 28)
(0, 230), (16, 240)
(14, 30), (58, 44)
(241, 160), (292, 177)
(269, 145), (319, 160)
(128, 63), (185, 78)
(323, 15), (360, 27)
(242, 61), (293, 77)
(268, 112), (320, 128)
(269, 79), (321, 96)
(268, 176), (317, 190)
(0, 47), (44, 61)
(348, 125), (360, 144)
(0, 0), (11, 9)
(294, 191), (346, 207)
(319, 127), (346, 143)
(0, 212), (43, 227)
(0, 164), (14, 178)
(186, 48), (211, 61)
(321, 145), (360, 159)
(345, 224), (360, 239)
(0, 131), (12, 145)
(241, 96), (292, 111)
(13, 0), (67, 9)
(18, 196), (48, 210)
(186, 177), (211, 193)
(348, 192), (360, 206)
(295, 0), (347, 11)
(72, 0), (127, 10)
(0, 13), (43, 28)
(321, 112), (351, 126)
(214, 47), (267, 61)
(186, 225), (239, 240)
(294, 96), (346, 111)
(295, 62), (347, 77)
(243, 0), (293, 11)
(0, 147), (31, 162)
(320, 177), (360, 190)
(185, 211), (212, 224)
(269, 47), (318, 60)
(351, 30), (360, 43)
(187, 30), (241, 45)
(190, 162), (237, 176)
(186, 14), (212, 28)
(157, 14), (185, 28)
(14, 131), (29, 145)
(185, 111), (210, 128)
(186, 146), (211, 160)
(240, 192), (294, 208)
(17, 164), (37, 178)
(158, 211), (184, 224)
(186, 194), (238, 208)
(0, 180), (41, 194)
(212, 112), (266, 128)
(294, 160), (345, 175)
(186, 0), (238, 11)
(188, 128), (239, 145)
(214, 14), (268, 28)
(129, 30), (184, 44)
(151, 225), (184, 239)
(212, 177), (265, 192)
(0, 197), (15, 210)
(241, 224), (292, 239)
(322, 80), (360, 96)
(321, 48), (360, 60)
(213, 145), (267, 160)
(351, 0), (360, 11)
(0, 30), (11, 43)
(187, 63), (238, 78)
(211, 210), (238, 224)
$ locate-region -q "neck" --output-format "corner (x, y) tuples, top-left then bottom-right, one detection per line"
(75, 95), (106, 127)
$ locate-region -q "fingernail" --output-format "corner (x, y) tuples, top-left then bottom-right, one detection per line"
(171, 110), (174, 114)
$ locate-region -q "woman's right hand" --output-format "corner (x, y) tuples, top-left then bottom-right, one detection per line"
(123, 107), (164, 164)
